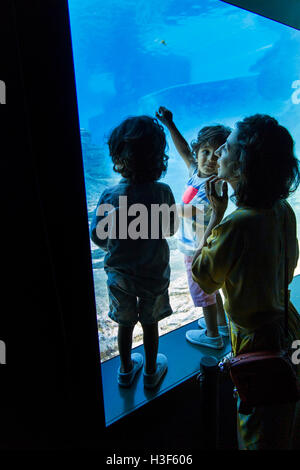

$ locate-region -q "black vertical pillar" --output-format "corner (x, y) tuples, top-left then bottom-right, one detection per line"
(0, 0), (105, 449)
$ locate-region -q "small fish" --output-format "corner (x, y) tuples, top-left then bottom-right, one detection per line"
(160, 40), (167, 46)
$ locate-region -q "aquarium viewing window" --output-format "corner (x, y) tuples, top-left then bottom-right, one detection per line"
(67, 0), (300, 364)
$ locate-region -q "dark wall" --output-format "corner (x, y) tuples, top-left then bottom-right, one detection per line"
(0, 0), (104, 449)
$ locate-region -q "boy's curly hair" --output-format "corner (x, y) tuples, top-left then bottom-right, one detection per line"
(108, 116), (169, 183)
(233, 114), (300, 208)
(190, 125), (231, 156)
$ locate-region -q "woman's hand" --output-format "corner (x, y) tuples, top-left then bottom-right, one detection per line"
(192, 178), (228, 259)
(205, 176), (228, 222)
(155, 106), (173, 127)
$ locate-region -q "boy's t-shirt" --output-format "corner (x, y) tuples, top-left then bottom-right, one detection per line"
(176, 161), (212, 256)
(90, 178), (176, 298)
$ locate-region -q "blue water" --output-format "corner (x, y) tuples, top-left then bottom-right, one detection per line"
(68, 0), (300, 197)
(67, 0), (300, 359)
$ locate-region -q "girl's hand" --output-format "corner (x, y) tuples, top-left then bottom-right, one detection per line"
(155, 106), (173, 126)
(205, 176), (228, 221)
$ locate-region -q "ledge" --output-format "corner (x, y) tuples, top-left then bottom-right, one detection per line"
(100, 318), (231, 426)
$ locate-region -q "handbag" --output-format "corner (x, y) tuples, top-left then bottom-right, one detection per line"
(224, 348), (300, 414)
(219, 211), (300, 415)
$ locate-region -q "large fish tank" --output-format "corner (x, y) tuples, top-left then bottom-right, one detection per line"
(67, 0), (300, 362)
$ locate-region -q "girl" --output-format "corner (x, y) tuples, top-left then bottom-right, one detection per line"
(156, 106), (230, 349)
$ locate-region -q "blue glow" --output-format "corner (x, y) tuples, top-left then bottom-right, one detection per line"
(68, 0), (300, 194)
(68, 0), (300, 360)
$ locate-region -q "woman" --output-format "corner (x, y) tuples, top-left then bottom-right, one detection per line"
(190, 114), (300, 450)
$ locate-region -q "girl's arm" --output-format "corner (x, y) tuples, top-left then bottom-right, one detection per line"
(156, 106), (196, 170)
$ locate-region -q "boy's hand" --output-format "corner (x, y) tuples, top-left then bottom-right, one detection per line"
(156, 106), (173, 127)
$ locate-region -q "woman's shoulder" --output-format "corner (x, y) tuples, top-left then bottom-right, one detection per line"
(220, 200), (296, 229)
(220, 207), (256, 226)
(211, 207), (264, 240)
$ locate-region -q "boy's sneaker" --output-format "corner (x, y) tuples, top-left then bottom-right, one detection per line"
(143, 353), (168, 389)
(186, 329), (224, 349)
(198, 317), (229, 337)
(117, 353), (143, 387)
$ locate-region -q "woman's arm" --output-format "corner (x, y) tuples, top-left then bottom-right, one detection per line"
(193, 213), (223, 259)
(156, 106), (196, 170)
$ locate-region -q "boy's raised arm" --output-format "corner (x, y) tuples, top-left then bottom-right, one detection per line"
(156, 106), (196, 170)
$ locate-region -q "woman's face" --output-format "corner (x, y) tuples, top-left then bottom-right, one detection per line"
(215, 128), (241, 183)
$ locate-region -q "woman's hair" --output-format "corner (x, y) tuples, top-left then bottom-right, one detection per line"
(190, 125), (231, 156)
(233, 114), (300, 208)
(107, 115), (168, 183)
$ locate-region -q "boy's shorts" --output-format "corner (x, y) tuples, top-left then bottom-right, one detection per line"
(184, 255), (218, 307)
(107, 279), (173, 327)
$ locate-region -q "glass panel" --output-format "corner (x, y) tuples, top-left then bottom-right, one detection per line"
(68, 0), (300, 362)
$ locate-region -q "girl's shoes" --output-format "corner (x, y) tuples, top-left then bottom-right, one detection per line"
(186, 329), (224, 349)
